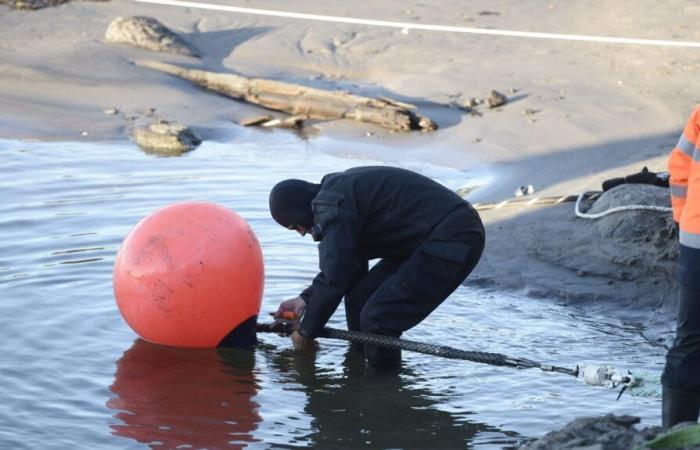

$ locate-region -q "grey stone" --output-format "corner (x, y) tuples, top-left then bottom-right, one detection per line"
(132, 120), (201, 154)
(105, 16), (200, 57)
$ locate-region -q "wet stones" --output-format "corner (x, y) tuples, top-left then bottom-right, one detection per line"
(449, 89), (509, 115)
(105, 16), (200, 57)
(132, 120), (201, 154)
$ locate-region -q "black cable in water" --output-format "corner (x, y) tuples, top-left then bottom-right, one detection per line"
(256, 322), (578, 377)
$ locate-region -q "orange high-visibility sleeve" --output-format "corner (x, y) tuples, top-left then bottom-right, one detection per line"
(669, 106), (700, 223)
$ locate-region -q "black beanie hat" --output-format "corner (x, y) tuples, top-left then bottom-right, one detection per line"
(269, 179), (320, 229)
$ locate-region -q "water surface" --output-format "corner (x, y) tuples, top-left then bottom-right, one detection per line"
(0, 133), (664, 449)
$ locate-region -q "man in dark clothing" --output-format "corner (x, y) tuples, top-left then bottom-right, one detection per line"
(269, 166), (485, 367)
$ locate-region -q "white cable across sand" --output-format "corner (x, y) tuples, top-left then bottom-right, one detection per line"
(132, 0), (700, 49)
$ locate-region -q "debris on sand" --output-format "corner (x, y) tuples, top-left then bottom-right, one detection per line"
(135, 60), (437, 132)
(106, 16), (200, 57)
(238, 114), (305, 129)
(514, 185), (535, 197)
(487, 90), (508, 108)
(132, 120), (201, 154)
(239, 115), (274, 127)
(450, 91), (508, 114)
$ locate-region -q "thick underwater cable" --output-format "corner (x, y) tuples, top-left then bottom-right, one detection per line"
(257, 323), (660, 396)
(257, 322), (577, 375)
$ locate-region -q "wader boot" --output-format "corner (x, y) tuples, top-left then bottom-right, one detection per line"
(662, 386), (700, 428)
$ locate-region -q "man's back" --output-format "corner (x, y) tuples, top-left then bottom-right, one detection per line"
(317, 166), (468, 260)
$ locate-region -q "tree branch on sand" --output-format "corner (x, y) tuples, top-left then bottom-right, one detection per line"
(133, 60), (437, 132)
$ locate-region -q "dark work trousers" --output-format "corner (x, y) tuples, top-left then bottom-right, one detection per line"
(662, 284), (700, 392)
(344, 204), (485, 366)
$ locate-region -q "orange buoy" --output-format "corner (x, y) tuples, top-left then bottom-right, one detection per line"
(113, 202), (264, 348)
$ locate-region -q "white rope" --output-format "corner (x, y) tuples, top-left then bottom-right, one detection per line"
(131, 0), (700, 49)
(575, 191), (672, 219)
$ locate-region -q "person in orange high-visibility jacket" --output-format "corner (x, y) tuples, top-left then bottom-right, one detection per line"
(662, 106), (700, 427)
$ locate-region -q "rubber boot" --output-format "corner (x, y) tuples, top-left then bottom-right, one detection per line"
(662, 386), (700, 428)
(364, 343), (401, 371)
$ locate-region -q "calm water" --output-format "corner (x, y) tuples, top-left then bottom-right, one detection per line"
(0, 132), (665, 449)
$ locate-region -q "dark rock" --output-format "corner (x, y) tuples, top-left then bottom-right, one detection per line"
(105, 16), (200, 57)
(522, 415), (647, 450)
(523, 415), (700, 450)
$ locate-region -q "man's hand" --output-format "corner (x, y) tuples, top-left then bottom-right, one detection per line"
(290, 330), (316, 351)
(273, 296), (306, 321)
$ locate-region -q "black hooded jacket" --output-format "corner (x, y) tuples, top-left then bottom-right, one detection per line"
(298, 166), (473, 338)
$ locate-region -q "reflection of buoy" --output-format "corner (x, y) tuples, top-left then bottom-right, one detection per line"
(108, 340), (260, 448)
(113, 202), (264, 348)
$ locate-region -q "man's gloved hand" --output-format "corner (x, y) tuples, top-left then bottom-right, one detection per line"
(272, 296), (316, 350)
(290, 330), (316, 351)
(273, 296), (306, 321)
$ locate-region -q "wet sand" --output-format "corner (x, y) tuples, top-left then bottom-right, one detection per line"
(1, 0), (696, 336)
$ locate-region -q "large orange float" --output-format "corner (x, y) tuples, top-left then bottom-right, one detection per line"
(113, 202), (264, 347)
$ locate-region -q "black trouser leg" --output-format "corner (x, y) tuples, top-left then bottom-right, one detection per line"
(662, 386), (700, 428)
(344, 259), (401, 331)
(360, 219), (485, 367)
(661, 285), (700, 427)
(344, 259), (401, 354)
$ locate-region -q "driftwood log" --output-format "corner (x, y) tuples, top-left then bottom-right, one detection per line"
(134, 60), (437, 132)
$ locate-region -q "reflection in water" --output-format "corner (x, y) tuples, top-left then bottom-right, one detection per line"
(108, 340), (261, 449)
(267, 348), (517, 450)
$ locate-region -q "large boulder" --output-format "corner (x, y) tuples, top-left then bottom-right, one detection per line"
(132, 120), (201, 155)
(105, 16), (200, 57)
